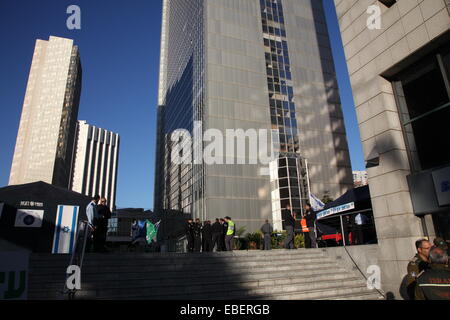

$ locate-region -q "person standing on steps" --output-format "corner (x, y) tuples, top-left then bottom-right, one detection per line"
(281, 204), (296, 249)
(304, 203), (317, 249)
(95, 197), (111, 253)
(221, 218), (228, 251)
(202, 220), (213, 252)
(211, 218), (223, 251)
(193, 218), (202, 252)
(260, 220), (273, 250)
(86, 195), (100, 252)
(224, 216), (235, 251)
(185, 219), (195, 252)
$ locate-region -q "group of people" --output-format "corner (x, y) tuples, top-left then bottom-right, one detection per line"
(406, 237), (450, 300)
(281, 202), (317, 249)
(85, 195), (112, 253)
(185, 217), (235, 252)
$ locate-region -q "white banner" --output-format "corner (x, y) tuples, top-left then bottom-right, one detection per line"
(317, 202), (355, 220)
(14, 209), (44, 228)
(0, 251), (29, 300)
(52, 205), (79, 254)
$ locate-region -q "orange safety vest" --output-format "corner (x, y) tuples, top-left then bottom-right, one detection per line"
(301, 218), (309, 232)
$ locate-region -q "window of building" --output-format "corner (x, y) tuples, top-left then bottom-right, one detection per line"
(392, 44), (450, 172)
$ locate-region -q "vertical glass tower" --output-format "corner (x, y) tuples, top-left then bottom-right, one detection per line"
(155, 0), (353, 232)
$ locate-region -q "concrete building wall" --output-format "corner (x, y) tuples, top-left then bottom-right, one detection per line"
(9, 36), (81, 188)
(333, 0), (450, 298)
(70, 121), (120, 211)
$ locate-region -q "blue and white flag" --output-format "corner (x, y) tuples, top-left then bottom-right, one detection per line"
(310, 193), (325, 211)
(52, 205), (79, 254)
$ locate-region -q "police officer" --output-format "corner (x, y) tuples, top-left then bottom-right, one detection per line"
(185, 219), (195, 252)
(201, 220), (213, 252)
(415, 246), (450, 300)
(193, 218), (202, 252)
(211, 219), (223, 251)
(406, 238), (431, 299)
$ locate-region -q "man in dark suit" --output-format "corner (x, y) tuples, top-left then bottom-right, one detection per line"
(193, 218), (202, 252)
(201, 220), (213, 252)
(281, 204), (296, 249)
(211, 219), (223, 251)
(304, 203), (317, 248)
(185, 219), (195, 252)
(94, 197), (111, 253)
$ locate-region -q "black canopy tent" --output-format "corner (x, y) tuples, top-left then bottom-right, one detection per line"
(0, 181), (90, 253)
(315, 185), (376, 246)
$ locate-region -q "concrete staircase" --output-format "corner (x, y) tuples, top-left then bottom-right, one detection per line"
(28, 248), (384, 300)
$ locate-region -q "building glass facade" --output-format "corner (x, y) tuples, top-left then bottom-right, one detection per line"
(155, 0), (353, 232)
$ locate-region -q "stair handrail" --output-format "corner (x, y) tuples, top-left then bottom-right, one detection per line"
(61, 219), (90, 299)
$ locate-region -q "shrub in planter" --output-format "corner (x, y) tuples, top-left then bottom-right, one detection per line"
(294, 233), (305, 248)
(245, 232), (262, 250)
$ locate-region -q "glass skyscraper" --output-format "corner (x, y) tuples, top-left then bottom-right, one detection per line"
(155, 0), (353, 232)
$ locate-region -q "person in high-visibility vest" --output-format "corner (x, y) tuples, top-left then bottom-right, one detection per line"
(224, 216), (235, 251)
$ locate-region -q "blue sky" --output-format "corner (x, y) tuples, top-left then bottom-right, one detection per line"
(0, 0), (364, 210)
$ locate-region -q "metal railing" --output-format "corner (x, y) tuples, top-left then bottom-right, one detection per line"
(60, 220), (90, 300)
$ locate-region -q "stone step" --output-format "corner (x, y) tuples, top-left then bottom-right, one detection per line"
(259, 285), (380, 300)
(30, 258), (335, 276)
(31, 270), (358, 293)
(73, 278), (368, 300)
(29, 252), (327, 268)
(321, 292), (385, 300)
(29, 260), (340, 280)
(29, 264), (350, 287)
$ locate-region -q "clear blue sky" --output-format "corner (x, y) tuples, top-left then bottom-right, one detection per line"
(0, 0), (365, 210)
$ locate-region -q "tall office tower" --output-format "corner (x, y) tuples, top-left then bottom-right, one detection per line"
(9, 36), (82, 188)
(154, 0), (353, 232)
(70, 121), (120, 211)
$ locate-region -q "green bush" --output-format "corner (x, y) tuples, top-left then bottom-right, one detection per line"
(294, 233), (305, 248)
(271, 231), (286, 249)
(245, 231), (262, 249)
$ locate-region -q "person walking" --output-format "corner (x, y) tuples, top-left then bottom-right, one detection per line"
(281, 204), (296, 249)
(260, 220), (273, 250)
(211, 219), (223, 251)
(85, 195), (100, 252)
(94, 197), (111, 253)
(224, 216), (235, 251)
(185, 219), (195, 252)
(193, 218), (202, 252)
(202, 220), (213, 252)
(304, 203), (317, 248)
(415, 246), (450, 300)
(406, 238), (431, 299)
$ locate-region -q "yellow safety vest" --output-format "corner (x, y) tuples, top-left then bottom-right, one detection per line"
(227, 220), (235, 236)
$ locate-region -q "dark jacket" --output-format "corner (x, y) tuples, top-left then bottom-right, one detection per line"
(281, 209), (295, 229)
(211, 222), (222, 234)
(261, 223), (273, 235)
(304, 209), (316, 228)
(415, 264), (450, 300)
(193, 223), (202, 238)
(202, 224), (212, 238)
(185, 222), (194, 238)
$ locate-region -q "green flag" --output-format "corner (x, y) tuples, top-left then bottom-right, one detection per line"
(146, 220), (157, 244)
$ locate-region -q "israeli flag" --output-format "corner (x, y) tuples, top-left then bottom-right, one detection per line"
(310, 193), (325, 211)
(52, 205), (79, 254)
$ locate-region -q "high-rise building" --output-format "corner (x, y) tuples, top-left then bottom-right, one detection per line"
(334, 0), (450, 297)
(9, 36), (82, 189)
(155, 0), (353, 232)
(70, 121), (120, 211)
